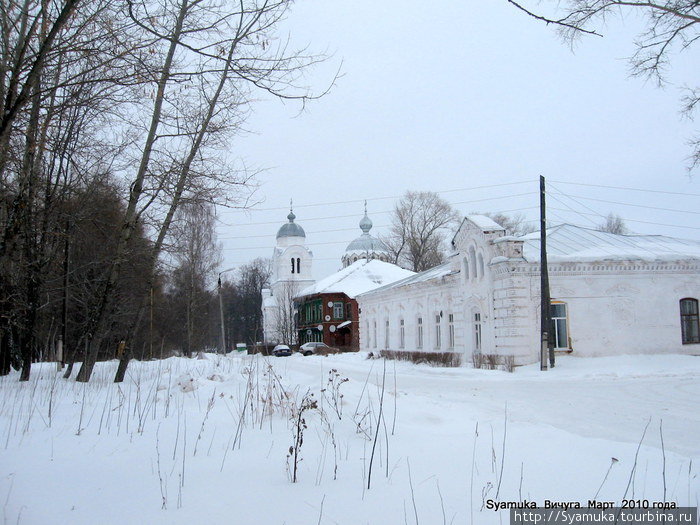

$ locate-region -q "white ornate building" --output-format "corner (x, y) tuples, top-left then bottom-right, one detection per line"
(261, 207), (315, 344)
(357, 215), (700, 365)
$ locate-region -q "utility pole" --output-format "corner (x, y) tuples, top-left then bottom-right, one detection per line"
(540, 175), (554, 370)
(59, 219), (70, 370)
(218, 267), (236, 354)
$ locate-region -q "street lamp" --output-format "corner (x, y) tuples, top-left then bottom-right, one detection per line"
(218, 267), (236, 354)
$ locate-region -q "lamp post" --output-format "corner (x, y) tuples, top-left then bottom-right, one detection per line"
(218, 267), (236, 354)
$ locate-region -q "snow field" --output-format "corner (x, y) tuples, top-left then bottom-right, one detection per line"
(1, 353), (698, 524)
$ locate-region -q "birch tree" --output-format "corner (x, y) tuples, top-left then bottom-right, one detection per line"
(506, 0), (700, 168)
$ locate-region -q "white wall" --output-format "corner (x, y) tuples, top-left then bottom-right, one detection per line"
(358, 217), (700, 366)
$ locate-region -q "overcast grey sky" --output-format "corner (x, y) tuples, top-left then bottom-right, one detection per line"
(216, 1), (700, 280)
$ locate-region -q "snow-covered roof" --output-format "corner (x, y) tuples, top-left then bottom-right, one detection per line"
(466, 214), (505, 232)
(297, 259), (415, 299)
(358, 262), (456, 297)
(521, 224), (700, 263)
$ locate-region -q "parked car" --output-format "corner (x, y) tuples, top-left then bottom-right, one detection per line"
(271, 344), (292, 357)
(299, 342), (336, 356)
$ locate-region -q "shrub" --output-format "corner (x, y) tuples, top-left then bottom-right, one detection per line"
(379, 350), (461, 367)
(472, 352), (515, 373)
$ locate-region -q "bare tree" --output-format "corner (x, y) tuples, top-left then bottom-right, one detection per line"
(76, 0), (332, 382)
(169, 202), (221, 356)
(481, 212), (537, 236)
(272, 280), (300, 347)
(383, 191), (460, 272)
(597, 212), (628, 234)
(506, 0), (700, 168)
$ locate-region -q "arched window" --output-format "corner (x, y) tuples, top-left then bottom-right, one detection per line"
(448, 314), (455, 349)
(399, 319), (405, 348)
(478, 253), (485, 278)
(416, 316), (423, 349)
(680, 298), (699, 344)
(296, 258), (301, 274)
(291, 258), (295, 274)
(434, 313), (441, 349)
(462, 257), (469, 281)
(469, 247), (477, 280)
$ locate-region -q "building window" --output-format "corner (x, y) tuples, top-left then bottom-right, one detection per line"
(399, 319), (405, 348)
(478, 253), (484, 278)
(448, 314), (455, 349)
(473, 312), (481, 352)
(680, 298), (699, 344)
(417, 317), (423, 349)
(291, 258), (295, 274)
(296, 258), (301, 274)
(384, 319), (389, 348)
(333, 302), (344, 319)
(462, 257), (469, 282)
(550, 302), (569, 349)
(469, 247), (477, 280)
(434, 314), (441, 349)
(346, 303), (352, 320)
(373, 321), (377, 348)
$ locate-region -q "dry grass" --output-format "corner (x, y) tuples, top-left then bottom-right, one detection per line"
(472, 352), (515, 373)
(378, 350), (461, 367)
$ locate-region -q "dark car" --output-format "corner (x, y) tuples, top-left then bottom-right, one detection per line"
(271, 344), (292, 357)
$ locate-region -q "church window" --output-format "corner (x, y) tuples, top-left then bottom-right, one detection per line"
(373, 321), (377, 348)
(291, 258), (295, 274)
(399, 319), (405, 348)
(384, 319), (389, 348)
(462, 257), (469, 281)
(469, 247), (477, 280)
(478, 253), (484, 278)
(473, 312), (482, 352)
(296, 258), (301, 274)
(550, 302), (569, 349)
(680, 298), (699, 344)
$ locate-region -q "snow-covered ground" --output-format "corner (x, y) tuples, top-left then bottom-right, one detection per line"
(1, 353), (698, 524)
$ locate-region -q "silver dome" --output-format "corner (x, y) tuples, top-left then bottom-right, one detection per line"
(345, 234), (389, 254)
(276, 210), (306, 239)
(345, 205), (389, 255)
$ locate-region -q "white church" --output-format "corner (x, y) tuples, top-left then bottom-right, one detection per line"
(261, 207), (315, 345)
(261, 204), (408, 346)
(357, 215), (700, 366)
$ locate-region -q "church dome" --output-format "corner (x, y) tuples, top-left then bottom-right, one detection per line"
(343, 203), (391, 267)
(276, 209), (305, 239)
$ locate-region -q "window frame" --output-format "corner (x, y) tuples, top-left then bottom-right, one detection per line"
(448, 313), (455, 349)
(550, 301), (570, 349)
(332, 301), (344, 320)
(417, 316), (423, 349)
(434, 313), (441, 349)
(680, 298), (700, 344)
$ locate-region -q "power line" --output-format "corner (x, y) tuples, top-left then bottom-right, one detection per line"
(549, 180), (700, 198)
(548, 208), (700, 230)
(215, 195), (538, 229)
(217, 180), (533, 213)
(562, 194), (700, 216)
